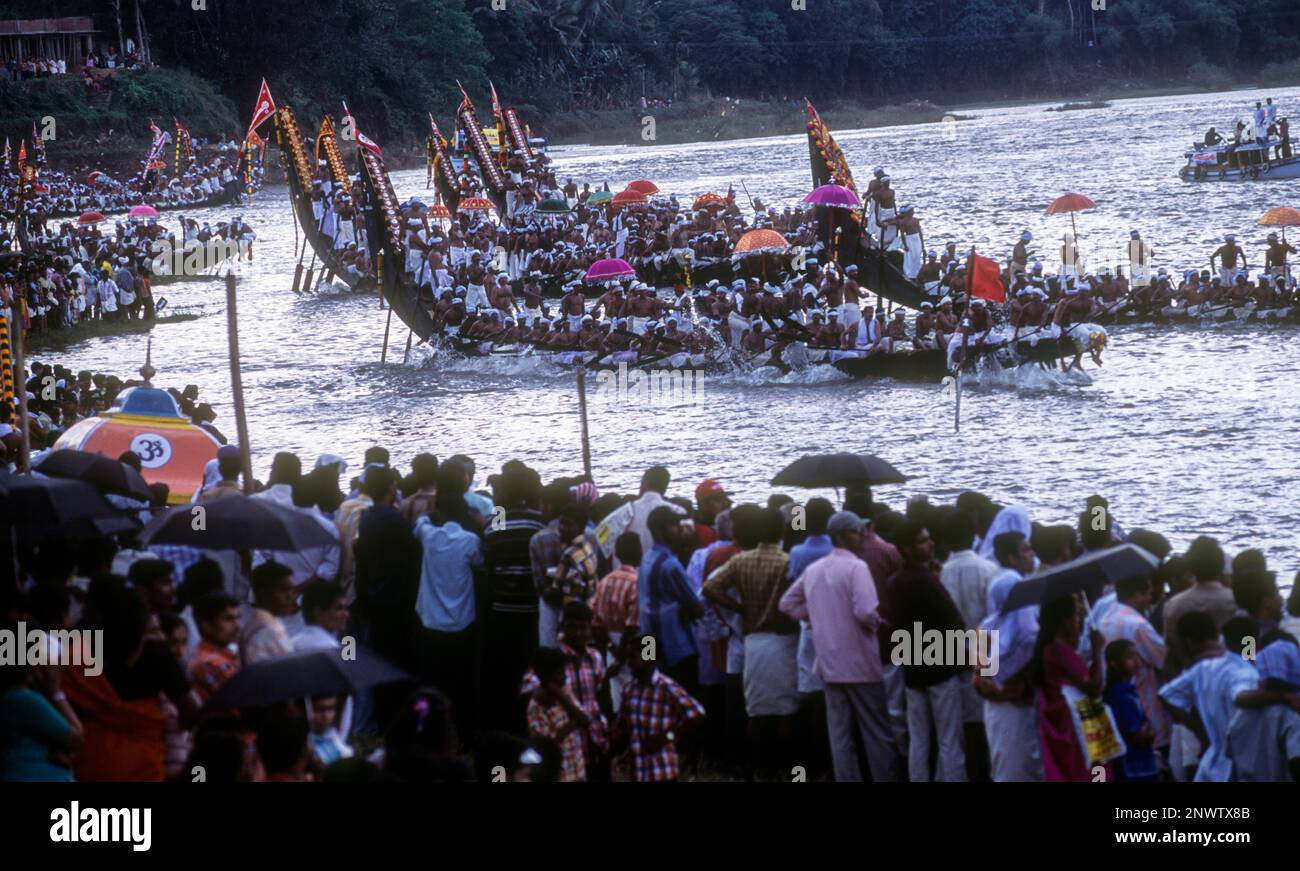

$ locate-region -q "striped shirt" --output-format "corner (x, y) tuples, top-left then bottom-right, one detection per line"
(484, 507), (545, 614)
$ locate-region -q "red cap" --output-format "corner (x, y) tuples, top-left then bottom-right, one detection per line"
(695, 479), (729, 503)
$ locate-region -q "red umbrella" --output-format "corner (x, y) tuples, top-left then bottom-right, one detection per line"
(733, 228), (789, 255)
(457, 196), (496, 213)
(612, 189), (647, 207)
(77, 211), (106, 226)
(627, 179), (659, 195)
(427, 203), (451, 220)
(1045, 193), (1096, 241)
(692, 192), (728, 212)
(88, 171), (106, 185)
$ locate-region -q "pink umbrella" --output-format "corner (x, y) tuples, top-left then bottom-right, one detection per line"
(803, 183), (861, 209)
(584, 258), (636, 284)
(128, 205), (159, 220)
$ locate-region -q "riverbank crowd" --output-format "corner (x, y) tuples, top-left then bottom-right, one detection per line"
(0, 210), (255, 340)
(3, 364), (1298, 782)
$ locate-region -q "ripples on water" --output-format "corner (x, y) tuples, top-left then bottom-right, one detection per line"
(54, 86), (1300, 568)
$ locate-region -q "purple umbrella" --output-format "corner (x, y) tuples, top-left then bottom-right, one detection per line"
(584, 257), (636, 284)
(803, 183), (861, 209)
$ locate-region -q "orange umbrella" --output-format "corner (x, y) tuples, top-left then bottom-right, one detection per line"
(612, 188), (647, 207)
(427, 203), (451, 220)
(1045, 193), (1096, 241)
(627, 179), (659, 195)
(54, 385), (221, 504)
(457, 196), (496, 212)
(693, 192), (728, 212)
(1259, 206), (1300, 242)
(733, 228), (789, 255)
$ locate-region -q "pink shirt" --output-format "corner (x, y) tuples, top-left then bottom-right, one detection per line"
(779, 547), (882, 684)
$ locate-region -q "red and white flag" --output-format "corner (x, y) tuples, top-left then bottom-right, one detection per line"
(245, 79), (276, 140)
(342, 102), (382, 157)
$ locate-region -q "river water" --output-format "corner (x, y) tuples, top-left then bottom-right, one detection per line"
(50, 85), (1300, 569)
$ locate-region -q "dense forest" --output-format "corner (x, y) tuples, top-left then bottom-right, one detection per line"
(11, 0), (1300, 139)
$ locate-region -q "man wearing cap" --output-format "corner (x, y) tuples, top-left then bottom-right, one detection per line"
(839, 264), (866, 327)
(1264, 232), (1296, 284)
(1011, 231), (1033, 278)
(692, 480), (731, 549)
(779, 511), (896, 782)
(1211, 235), (1248, 287)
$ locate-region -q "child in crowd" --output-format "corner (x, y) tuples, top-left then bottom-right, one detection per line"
(1104, 639), (1159, 782)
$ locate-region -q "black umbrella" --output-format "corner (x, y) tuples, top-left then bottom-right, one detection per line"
(204, 647), (412, 710)
(35, 450), (152, 501)
(138, 495), (338, 551)
(1001, 544), (1159, 614)
(0, 475), (122, 528)
(770, 453), (907, 488)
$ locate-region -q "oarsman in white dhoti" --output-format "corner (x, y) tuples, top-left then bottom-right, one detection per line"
(333, 194), (356, 251)
(893, 205), (923, 279)
(1059, 233), (1080, 282)
(1210, 234), (1248, 286)
(840, 264), (865, 327)
(1264, 232), (1296, 286)
(873, 177), (898, 248)
(1127, 230), (1152, 289)
(311, 180), (325, 223)
(865, 167), (886, 237)
(318, 196), (338, 243)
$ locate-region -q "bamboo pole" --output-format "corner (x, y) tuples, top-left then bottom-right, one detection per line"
(225, 274), (254, 491)
(576, 367), (592, 480)
(380, 307), (393, 363)
(402, 329), (413, 365)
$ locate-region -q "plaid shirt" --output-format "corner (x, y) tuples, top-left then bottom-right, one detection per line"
(187, 640), (239, 702)
(554, 535), (600, 602)
(702, 543), (797, 635)
(591, 564), (639, 631)
(526, 696), (587, 782)
(619, 670), (705, 782)
(520, 639), (609, 752)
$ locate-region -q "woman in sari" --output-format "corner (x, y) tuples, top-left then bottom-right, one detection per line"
(1032, 594), (1106, 782)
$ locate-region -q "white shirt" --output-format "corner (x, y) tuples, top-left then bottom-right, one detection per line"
(596, 491), (684, 558)
(940, 549), (999, 630)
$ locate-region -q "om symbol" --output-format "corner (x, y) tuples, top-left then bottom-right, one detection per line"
(129, 432), (173, 469)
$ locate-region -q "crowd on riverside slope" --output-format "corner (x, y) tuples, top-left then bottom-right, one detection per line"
(2, 365), (1299, 782)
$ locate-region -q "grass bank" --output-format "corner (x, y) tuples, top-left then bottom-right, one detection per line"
(1, 69), (240, 175)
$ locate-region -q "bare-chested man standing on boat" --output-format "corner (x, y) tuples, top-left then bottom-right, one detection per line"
(1211, 234), (1248, 286)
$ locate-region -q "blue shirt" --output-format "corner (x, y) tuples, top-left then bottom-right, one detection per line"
(414, 517), (483, 633)
(1105, 680), (1159, 781)
(1159, 651), (1259, 781)
(789, 535), (834, 693)
(638, 544), (698, 666)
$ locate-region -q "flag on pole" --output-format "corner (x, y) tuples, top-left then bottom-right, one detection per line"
(490, 80), (507, 161)
(967, 249), (1006, 304)
(342, 102), (382, 158)
(245, 79), (276, 140)
(17, 140), (27, 169)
